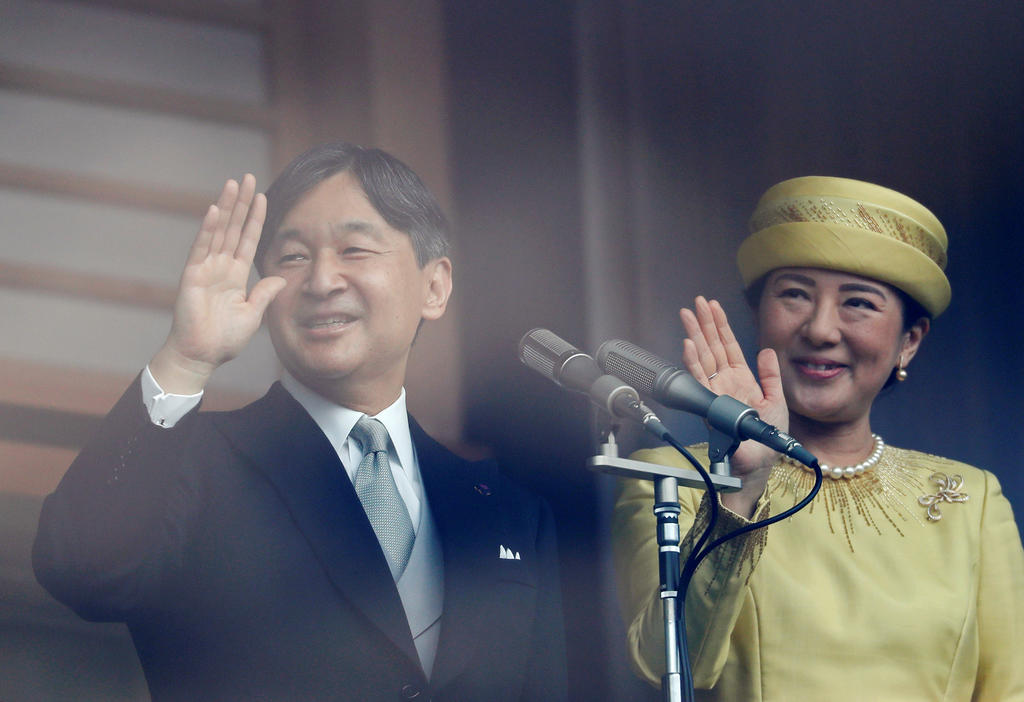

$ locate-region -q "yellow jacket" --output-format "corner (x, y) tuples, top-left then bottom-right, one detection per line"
(613, 445), (1024, 701)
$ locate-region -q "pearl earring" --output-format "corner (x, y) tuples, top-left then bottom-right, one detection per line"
(896, 355), (908, 382)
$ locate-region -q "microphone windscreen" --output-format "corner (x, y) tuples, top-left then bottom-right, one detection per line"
(596, 339), (671, 394)
(518, 328), (575, 382)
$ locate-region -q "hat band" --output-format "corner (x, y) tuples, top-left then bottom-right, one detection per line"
(749, 195), (946, 269)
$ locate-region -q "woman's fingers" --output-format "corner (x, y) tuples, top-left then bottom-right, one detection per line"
(695, 296), (731, 370)
(681, 338), (711, 387)
(755, 348), (785, 404)
(754, 348), (788, 429)
(708, 299), (747, 368)
(682, 296), (735, 378)
(679, 306), (717, 377)
(681, 297), (772, 411)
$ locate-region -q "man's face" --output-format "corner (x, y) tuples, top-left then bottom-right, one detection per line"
(261, 170), (451, 409)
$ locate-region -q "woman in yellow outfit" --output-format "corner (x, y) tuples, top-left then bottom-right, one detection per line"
(613, 176), (1024, 701)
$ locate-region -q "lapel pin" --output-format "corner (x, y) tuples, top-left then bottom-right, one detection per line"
(918, 472), (968, 521)
(474, 483), (492, 496)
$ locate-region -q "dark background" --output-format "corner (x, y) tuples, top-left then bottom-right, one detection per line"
(444, 2), (1024, 699)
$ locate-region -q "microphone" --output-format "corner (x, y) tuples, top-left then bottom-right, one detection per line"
(518, 329), (666, 434)
(596, 339), (817, 466)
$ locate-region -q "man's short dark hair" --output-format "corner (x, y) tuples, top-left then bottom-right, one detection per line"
(257, 141), (451, 274)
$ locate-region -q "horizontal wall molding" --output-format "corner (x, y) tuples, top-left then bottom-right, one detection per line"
(0, 358), (257, 491)
(0, 403), (100, 450)
(0, 161), (210, 217)
(0, 358), (133, 416)
(0, 63), (277, 129)
(0, 259), (177, 310)
(79, 0), (270, 31)
(0, 357), (257, 417)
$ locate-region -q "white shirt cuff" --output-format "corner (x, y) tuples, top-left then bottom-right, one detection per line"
(141, 365), (203, 429)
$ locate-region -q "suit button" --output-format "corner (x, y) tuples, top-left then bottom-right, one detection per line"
(400, 683), (421, 699)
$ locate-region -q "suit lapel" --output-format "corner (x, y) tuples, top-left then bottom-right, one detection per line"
(411, 419), (506, 689)
(213, 383), (419, 667)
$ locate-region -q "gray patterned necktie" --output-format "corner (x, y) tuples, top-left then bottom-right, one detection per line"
(350, 416), (415, 578)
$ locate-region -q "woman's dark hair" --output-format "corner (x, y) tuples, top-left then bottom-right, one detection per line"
(256, 141), (450, 274)
(882, 288), (929, 388)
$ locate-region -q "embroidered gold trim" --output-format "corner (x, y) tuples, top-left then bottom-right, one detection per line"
(683, 492), (769, 596)
(749, 196), (947, 267)
(683, 447), (960, 587)
(775, 446), (926, 552)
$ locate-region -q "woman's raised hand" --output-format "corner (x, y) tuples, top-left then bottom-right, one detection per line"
(679, 296), (787, 515)
(149, 174), (286, 395)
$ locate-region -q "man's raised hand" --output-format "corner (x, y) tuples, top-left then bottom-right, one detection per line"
(149, 174), (286, 395)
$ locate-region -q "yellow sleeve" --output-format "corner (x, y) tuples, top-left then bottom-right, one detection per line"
(611, 447), (768, 689)
(973, 470), (1024, 701)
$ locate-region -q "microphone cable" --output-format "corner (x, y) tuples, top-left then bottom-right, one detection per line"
(655, 430), (823, 702)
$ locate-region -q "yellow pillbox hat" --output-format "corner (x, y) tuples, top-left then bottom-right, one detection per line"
(738, 176), (950, 317)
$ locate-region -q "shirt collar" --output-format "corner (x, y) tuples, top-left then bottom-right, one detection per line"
(279, 371), (418, 486)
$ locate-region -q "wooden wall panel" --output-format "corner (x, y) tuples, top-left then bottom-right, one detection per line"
(1, 2), (459, 698)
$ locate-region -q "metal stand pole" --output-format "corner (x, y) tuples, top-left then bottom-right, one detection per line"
(596, 427), (685, 702)
(654, 475), (683, 702)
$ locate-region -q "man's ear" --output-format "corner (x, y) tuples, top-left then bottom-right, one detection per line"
(421, 257), (453, 321)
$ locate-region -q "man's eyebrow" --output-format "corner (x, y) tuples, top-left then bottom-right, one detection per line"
(273, 228), (302, 243)
(272, 220), (386, 244)
(330, 219), (385, 240)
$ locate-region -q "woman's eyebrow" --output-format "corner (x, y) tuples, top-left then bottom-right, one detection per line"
(839, 282), (888, 297)
(773, 272), (816, 286)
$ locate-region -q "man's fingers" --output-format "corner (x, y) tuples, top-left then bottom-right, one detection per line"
(235, 193), (267, 265)
(210, 179), (238, 254)
(223, 174), (256, 254)
(247, 275), (286, 315)
(187, 205), (219, 266)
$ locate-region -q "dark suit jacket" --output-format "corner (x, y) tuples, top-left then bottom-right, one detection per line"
(33, 379), (567, 702)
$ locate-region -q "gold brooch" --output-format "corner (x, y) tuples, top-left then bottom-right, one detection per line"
(918, 472), (968, 521)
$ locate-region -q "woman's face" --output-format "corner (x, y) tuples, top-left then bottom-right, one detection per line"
(756, 267), (928, 427)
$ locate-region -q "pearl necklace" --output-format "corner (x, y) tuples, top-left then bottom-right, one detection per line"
(799, 434), (885, 480)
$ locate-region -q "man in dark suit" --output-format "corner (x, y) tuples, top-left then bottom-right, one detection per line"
(32, 142), (567, 701)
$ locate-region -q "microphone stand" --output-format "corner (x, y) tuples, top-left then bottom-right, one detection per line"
(706, 424), (741, 477)
(589, 421), (741, 702)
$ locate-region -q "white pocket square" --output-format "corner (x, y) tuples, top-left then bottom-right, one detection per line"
(499, 545), (521, 560)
